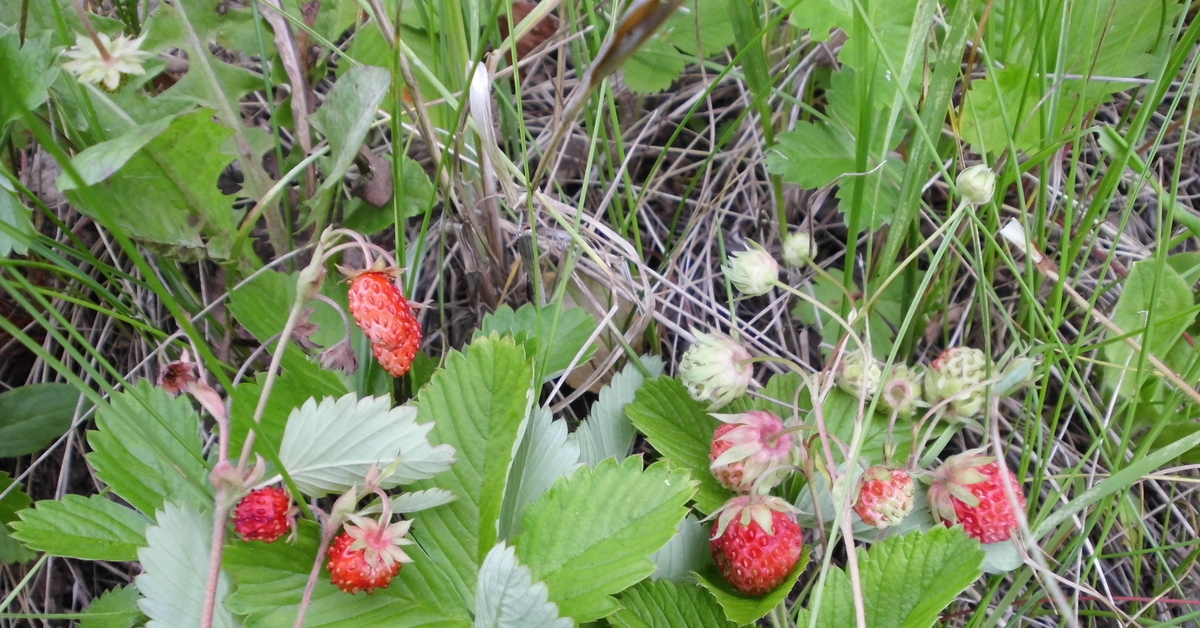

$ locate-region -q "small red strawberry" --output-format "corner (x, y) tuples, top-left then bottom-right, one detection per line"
(710, 495), (803, 596)
(343, 261), (422, 377)
(853, 466), (914, 528)
(927, 450), (1026, 544)
(233, 487), (294, 543)
(327, 515), (415, 594)
(709, 410), (796, 494)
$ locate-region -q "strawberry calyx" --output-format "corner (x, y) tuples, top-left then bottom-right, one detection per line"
(925, 449), (996, 524)
(709, 494), (800, 540)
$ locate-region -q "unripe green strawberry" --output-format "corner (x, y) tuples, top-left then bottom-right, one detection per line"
(710, 495), (803, 596)
(927, 450), (1026, 544)
(853, 466), (914, 528)
(344, 263), (422, 377)
(836, 350), (883, 401)
(709, 411), (796, 493)
(925, 347), (988, 419)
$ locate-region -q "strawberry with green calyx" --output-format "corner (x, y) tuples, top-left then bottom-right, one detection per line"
(927, 450), (1026, 544)
(340, 258), (422, 377)
(853, 466), (915, 529)
(709, 410), (799, 493)
(709, 494), (804, 596)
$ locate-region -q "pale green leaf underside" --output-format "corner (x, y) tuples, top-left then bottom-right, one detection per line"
(475, 543), (572, 628)
(136, 503), (236, 628)
(499, 407), (581, 539)
(575, 357), (664, 466)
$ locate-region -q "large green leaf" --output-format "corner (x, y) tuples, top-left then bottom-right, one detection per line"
(11, 495), (149, 561)
(0, 471), (34, 564)
(56, 117), (174, 191)
(498, 407), (581, 539)
(0, 177), (32, 257)
(809, 388), (913, 467)
(1104, 259), (1197, 398)
(224, 520), (468, 627)
(410, 335), (534, 608)
(610, 580), (737, 628)
(476, 303), (598, 381)
(308, 65), (391, 224)
(696, 549), (809, 625)
(86, 382), (212, 517)
(0, 30), (57, 126)
(574, 357), (664, 466)
(476, 542), (572, 628)
(794, 528), (983, 628)
(278, 394), (455, 497)
(136, 503), (236, 628)
(79, 585), (145, 628)
(625, 376), (733, 514)
(0, 382), (89, 457)
(647, 514), (712, 583)
(514, 458), (696, 623)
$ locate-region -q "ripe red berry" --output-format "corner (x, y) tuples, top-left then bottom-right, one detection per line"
(853, 466), (915, 528)
(345, 267), (421, 377)
(928, 451), (1026, 544)
(233, 487), (293, 543)
(327, 532), (402, 594)
(709, 410), (796, 494)
(710, 495), (803, 596)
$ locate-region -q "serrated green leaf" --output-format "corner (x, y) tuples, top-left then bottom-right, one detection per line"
(1104, 260), (1196, 397)
(648, 514), (713, 583)
(136, 503), (236, 628)
(278, 394), (455, 496)
(229, 362), (349, 469)
(499, 407), (581, 539)
(86, 381), (212, 517)
(57, 117), (174, 191)
(610, 580), (737, 628)
(11, 495), (149, 561)
(625, 376), (733, 514)
(784, 0), (851, 42)
(834, 157), (903, 230)
(0, 30), (57, 126)
(0, 382), (88, 457)
(476, 303), (598, 381)
(0, 471), (34, 564)
(80, 585), (145, 628)
(624, 37), (687, 94)
(667, 0), (736, 55)
(515, 458), (696, 623)
(224, 520), (469, 626)
(389, 488), (458, 514)
(794, 528), (982, 628)
(766, 122), (856, 189)
(575, 357), (665, 466)
(809, 388), (913, 467)
(410, 335), (534, 609)
(476, 542), (572, 628)
(696, 548), (809, 625)
(725, 372), (805, 417)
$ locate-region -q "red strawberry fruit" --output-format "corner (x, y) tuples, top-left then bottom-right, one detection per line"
(853, 466), (915, 528)
(927, 450), (1026, 544)
(709, 410), (796, 494)
(710, 495), (803, 595)
(327, 516), (415, 594)
(233, 487), (294, 543)
(343, 262), (422, 377)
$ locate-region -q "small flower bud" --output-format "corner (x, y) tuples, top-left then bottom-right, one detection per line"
(781, 231), (815, 268)
(878, 364), (927, 418)
(680, 331), (753, 410)
(723, 243), (779, 297)
(925, 347), (989, 419)
(956, 164), (996, 206)
(836, 350), (883, 401)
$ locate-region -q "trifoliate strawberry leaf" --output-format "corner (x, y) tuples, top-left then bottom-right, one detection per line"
(136, 503), (237, 628)
(514, 458), (696, 623)
(625, 376), (733, 514)
(696, 547), (809, 625)
(794, 527), (982, 628)
(11, 495), (149, 561)
(574, 357), (664, 466)
(834, 157), (903, 231)
(410, 335), (535, 609)
(476, 303), (598, 382)
(648, 514), (713, 583)
(80, 585), (145, 628)
(1103, 259), (1195, 398)
(278, 393), (455, 496)
(86, 381), (212, 517)
(499, 407), (581, 539)
(0, 471), (34, 564)
(229, 361), (348, 471)
(0, 382), (88, 458)
(610, 580), (737, 628)
(224, 520), (469, 626)
(476, 542), (572, 628)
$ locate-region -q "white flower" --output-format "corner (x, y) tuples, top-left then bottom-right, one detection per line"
(723, 243), (779, 297)
(956, 164), (996, 206)
(679, 331), (753, 410)
(781, 230), (815, 268)
(62, 32), (151, 91)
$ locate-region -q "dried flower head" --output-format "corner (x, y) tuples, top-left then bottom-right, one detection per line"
(679, 331), (753, 410)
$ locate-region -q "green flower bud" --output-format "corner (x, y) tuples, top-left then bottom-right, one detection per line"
(723, 243), (779, 297)
(837, 350), (883, 401)
(680, 331), (753, 409)
(781, 230), (815, 268)
(956, 164), (996, 206)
